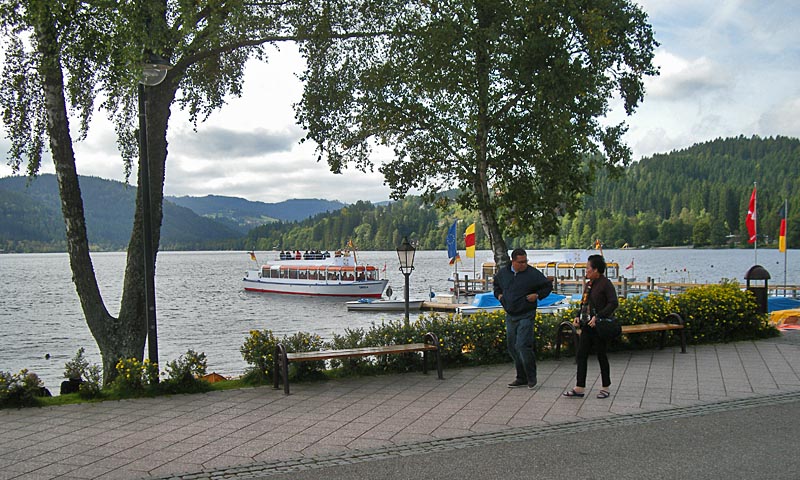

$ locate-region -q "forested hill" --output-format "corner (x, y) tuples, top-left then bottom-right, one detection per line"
(560, 135), (799, 249)
(240, 135), (799, 252)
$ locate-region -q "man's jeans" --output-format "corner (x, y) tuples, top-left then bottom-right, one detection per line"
(506, 313), (537, 385)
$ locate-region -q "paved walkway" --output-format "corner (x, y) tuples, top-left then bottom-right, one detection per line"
(2, 333), (800, 480)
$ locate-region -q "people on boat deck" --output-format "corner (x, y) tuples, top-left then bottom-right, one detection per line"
(295, 250), (301, 260)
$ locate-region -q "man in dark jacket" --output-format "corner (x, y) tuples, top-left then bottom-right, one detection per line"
(493, 248), (552, 389)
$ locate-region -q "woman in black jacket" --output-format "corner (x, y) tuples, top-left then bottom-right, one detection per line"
(563, 254), (619, 399)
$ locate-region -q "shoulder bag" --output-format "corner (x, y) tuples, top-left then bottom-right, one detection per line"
(595, 317), (621, 340)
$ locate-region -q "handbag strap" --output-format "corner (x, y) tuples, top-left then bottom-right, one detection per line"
(580, 281), (594, 318)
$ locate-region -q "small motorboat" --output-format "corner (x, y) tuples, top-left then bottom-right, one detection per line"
(345, 297), (426, 312)
(457, 292), (569, 315)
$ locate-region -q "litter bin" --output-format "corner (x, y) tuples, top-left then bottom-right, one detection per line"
(744, 265), (770, 314)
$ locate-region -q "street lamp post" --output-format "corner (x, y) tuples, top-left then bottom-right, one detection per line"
(138, 55), (171, 371)
(396, 237), (416, 327)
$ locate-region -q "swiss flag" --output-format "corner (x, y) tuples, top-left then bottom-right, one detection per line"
(745, 187), (757, 243)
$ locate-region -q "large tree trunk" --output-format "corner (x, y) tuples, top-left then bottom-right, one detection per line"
(33, 8), (147, 384)
(473, 0), (508, 267)
(118, 80), (176, 377)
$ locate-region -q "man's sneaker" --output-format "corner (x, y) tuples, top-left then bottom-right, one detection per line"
(507, 380), (527, 388)
(528, 382), (538, 390)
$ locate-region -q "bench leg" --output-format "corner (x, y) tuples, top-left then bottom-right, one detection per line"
(555, 329), (562, 360)
(273, 343), (290, 395)
(434, 348), (443, 379)
(424, 333), (444, 380)
(679, 329), (687, 353)
(659, 330), (666, 349)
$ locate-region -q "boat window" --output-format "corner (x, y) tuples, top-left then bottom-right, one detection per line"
(261, 267), (269, 277)
(289, 268), (299, 280)
(327, 270), (339, 281)
(366, 270), (378, 281)
(298, 269), (307, 280)
(308, 269), (318, 281)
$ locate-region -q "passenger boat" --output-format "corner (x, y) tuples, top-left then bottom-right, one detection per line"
(242, 250), (388, 297)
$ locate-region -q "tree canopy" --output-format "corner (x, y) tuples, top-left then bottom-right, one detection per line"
(297, 0), (659, 264)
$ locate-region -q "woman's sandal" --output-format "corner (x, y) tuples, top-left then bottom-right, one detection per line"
(562, 389), (585, 398)
(596, 390), (610, 399)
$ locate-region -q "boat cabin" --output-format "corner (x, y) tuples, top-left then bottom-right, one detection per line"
(260, 264), (380, 282)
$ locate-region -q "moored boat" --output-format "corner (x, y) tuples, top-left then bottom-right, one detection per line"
(456, 292), (569, 315)
(242, 250), (388, 297)
(345, 298), (426, 312)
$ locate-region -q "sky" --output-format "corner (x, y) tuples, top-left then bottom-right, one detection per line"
(1, 0), (798, 204)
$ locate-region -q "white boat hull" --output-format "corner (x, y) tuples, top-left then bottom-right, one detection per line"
(243, 277), (388, 297)
(346, 299), (425, 311)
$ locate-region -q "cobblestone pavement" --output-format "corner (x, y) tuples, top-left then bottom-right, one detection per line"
(2, 333), (799, 480)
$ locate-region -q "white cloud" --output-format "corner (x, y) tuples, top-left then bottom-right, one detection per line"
(646, 53), (728, 99)
(2, 1), (799, 202)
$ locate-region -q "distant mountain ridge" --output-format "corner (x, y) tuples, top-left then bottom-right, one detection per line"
(0, 175), (346, 252)
(167, 195), (345, 233)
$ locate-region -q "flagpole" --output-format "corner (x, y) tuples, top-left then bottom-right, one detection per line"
(754, 182), (758, 264)
(784, 198), (788, 295)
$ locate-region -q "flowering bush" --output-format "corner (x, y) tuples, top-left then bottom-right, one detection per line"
(669, 282), (776, 343)
(112, 358), (158, 395)
(0, 369), (47, 408)
(240, 329), (277, 384)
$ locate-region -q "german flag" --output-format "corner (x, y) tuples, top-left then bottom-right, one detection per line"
(779, 204), (787, 253)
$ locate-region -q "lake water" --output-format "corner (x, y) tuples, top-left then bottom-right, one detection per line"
(1, 248), (796, 393)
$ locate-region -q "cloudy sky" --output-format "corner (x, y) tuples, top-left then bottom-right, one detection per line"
(1, 0), (798, 204)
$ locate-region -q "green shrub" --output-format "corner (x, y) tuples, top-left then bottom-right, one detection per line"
(64, 347), (90, 380)
(328, 328), (372, 373)
(280, 331), (326, 380)
(455, 311), (508, 364)
(240, 329), (277, 384)
(161, 350), (210, 394)
(79, 365), (103, 399)
(0, 369), (47, 408)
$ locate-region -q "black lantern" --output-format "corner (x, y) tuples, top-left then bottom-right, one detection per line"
(396, 237), (416, 325)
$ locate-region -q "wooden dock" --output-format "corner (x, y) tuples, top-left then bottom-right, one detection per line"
(421, 301), (471, 312)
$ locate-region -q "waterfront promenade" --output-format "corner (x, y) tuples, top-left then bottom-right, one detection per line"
(2, 332), (800, 479)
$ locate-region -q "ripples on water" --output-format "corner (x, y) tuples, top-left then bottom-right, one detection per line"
(1, 248), (796, 393)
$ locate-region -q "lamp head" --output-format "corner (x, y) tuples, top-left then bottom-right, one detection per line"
(396, 236), (416, 273)
(140, 53), (172, 86)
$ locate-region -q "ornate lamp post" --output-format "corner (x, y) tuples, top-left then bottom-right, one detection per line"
(396, 237), (416, 326)
(138, 55), (171, 370)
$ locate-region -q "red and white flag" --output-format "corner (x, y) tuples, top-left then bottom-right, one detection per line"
(625, 259), (634, 270)
(745, 186), (757, 243)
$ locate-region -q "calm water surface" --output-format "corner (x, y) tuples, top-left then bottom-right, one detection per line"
(1, 248), (796, 393)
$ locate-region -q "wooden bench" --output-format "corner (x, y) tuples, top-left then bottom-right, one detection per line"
(555, 312), (687, 360)
(273, 332), (443, 394)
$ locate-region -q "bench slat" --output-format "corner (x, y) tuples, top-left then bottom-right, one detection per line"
(286, 343), (437, 362)
(621, 323), (684, 333)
